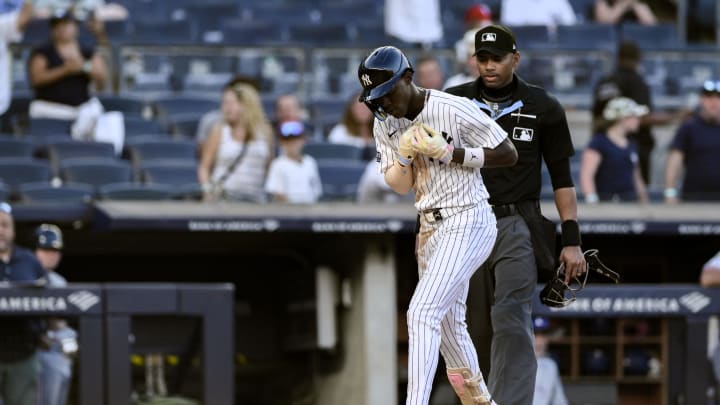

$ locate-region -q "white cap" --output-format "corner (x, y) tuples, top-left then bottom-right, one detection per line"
(602, 97), (649, 121)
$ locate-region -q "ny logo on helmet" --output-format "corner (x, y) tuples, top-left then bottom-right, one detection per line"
(481, 33), (496, 42)
(361, 74), (372, 87)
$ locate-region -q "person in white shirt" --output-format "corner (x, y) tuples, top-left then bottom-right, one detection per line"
(533, 317), (569, 405)
(500, 0), (577, 30)
(265, 121), (322, 204)
(384, 0), (442, 47)
(0, 1), (34, 116)
(327, 92), (374, 148)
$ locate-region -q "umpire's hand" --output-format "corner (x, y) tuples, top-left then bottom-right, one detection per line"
(560, 245), (586, 284)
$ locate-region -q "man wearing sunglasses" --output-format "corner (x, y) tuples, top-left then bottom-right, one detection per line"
(0, 202), (48, 405)
(664, 80), (720, 202)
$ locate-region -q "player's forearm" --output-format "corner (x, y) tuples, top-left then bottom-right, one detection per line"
(451, 138), (518, 168)
(384, 161), (414, 195)
(554, 187), (579, 222)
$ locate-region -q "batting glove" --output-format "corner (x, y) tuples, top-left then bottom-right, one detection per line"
(411, 123), (454, 164)
(397, 124), (418, 166)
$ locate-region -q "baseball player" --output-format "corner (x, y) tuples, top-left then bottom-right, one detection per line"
(358, 46), (517, 405)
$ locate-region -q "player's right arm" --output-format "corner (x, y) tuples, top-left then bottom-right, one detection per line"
(375, 121), (414, 195)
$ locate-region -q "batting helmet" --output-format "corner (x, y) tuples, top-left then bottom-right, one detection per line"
(35, 224), (63, 251)
(357, 46), (413, 121)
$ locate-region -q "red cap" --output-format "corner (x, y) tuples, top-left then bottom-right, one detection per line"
(464, 4), (493, 25)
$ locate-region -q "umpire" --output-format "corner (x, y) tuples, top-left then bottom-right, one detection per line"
(445, 25), (586, 405)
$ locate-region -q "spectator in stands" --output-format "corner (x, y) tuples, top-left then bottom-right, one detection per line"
(463, 3), (494, 32)
(195, 75), (259, 153)
(444, 28), (482, 89)
(532, 317), (569, 405)
(273, 93), (305, 131)
(327, 92), (374, 148)
(414, 54), (445, 91)
(385, 0), (442, 48)
(580, 96), (649, 203)
(265, 121), (322, 204)
(593, 0), (657, 25)
(0, 201), (48, 405)
(0, 0), (35, 116)
(198, 82), (274, 203)
(591, 41), (681, 185)
(663, 80), (720, 203)
(500, 0), (577, 31)
(27, 8), (109, 140)
(34, 224), (77, 405)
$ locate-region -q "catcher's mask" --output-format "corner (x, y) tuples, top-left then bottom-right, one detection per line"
(539, 249), (620, 308)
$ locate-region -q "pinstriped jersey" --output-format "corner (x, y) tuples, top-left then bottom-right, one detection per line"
(374, 89), (508, 211)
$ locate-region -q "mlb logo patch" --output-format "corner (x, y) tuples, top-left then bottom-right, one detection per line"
(481, 33), (496, 42)
(512, 127), (534, 142)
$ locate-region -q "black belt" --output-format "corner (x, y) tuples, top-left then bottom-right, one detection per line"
(492, 204), (518, 219)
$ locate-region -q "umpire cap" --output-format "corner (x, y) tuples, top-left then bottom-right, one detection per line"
(474, 25), (517, 56)
(35, 224), (63, 251)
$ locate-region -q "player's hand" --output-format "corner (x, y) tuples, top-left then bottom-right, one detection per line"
(411, 123), (453, 164)
(397, 125), (418, 166)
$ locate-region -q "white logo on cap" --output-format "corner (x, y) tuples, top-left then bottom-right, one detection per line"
(361, 74), (372, 87)
(481, 33), (496, 42)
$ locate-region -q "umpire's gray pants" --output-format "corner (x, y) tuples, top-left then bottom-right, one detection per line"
(468, 215), (537, 405)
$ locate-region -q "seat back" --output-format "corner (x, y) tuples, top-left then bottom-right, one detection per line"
(316, 159), (367, 201)
(60, 158), (133, 189)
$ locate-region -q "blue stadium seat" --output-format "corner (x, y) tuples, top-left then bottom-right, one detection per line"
(124, 117), (167, 138)
(99, 96), (149, 117)
(555, 24), (617, 50)
(304, 143), (364, 161)
(27, 118), (73, 136)
(287, 24), (351, 46)
(181, 3), (242, 39)
(126, 139), (197, 166)
(620, 23), (680, 50)
(99, 182), (176, 201)
(60, 158), (134, 190)
(508, 25), (551, 49)
(140, 160), (200, 199)
(152, 97), (218, 121)
(141, 160), (198, 187)
(0, 158), (52, 190)
(129, 20), (195, 45)
(248, 3), (320, 25)
(0, 138), (33, 158)
(316, 159), (366, 201)
(169, 114), (202, 138)
(219, 20), (286, 46)
(18, 182), (94, 204)
(0, 182), (8, 201)
(46, 141), (117, 173)
(320, 2), (380, 23)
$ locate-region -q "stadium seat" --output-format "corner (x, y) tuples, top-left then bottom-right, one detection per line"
(0, 138), (33, 158)
(152, 97), (218, 122)
(124, 117), (167, 138)
(129, 21), (195, 45)
(304, 143), (364, 161)
(620, 23), (680, 50)
(248, 3), (320, 25)
(555, 24), (616, 50)
(0, 182), (8, 201)
(507, 25), (550, 49)
(126, 140), (197, 166)
(320, 2), (380, 24)
(316, 159), (366, 201)
(219, 21), (286, 46)
(169, 114), (202, 138)
(27, 118), (73, 136)
(0, 158), (52, 190)
(181, 3), (242, 39)
(60, 158), (134, 190)
(140, 160), (201, 199)
(287, 24), (351, 47)
(99, 182), (176, 201)
(46, 140), (117, 173)
(17, 182), (94, 204)
(99, 96), (149, 117)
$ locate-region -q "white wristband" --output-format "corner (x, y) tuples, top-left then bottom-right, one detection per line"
(664, 188), (678, 198)
(585, 193), (599, 204)
(462, 147), (485, 168)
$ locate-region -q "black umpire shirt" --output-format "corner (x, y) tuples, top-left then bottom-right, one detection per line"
(446, 75), (575, 205)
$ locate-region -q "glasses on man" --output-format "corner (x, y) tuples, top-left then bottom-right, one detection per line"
(0, 202), (11, 215)
(702, 80), (720, 95)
